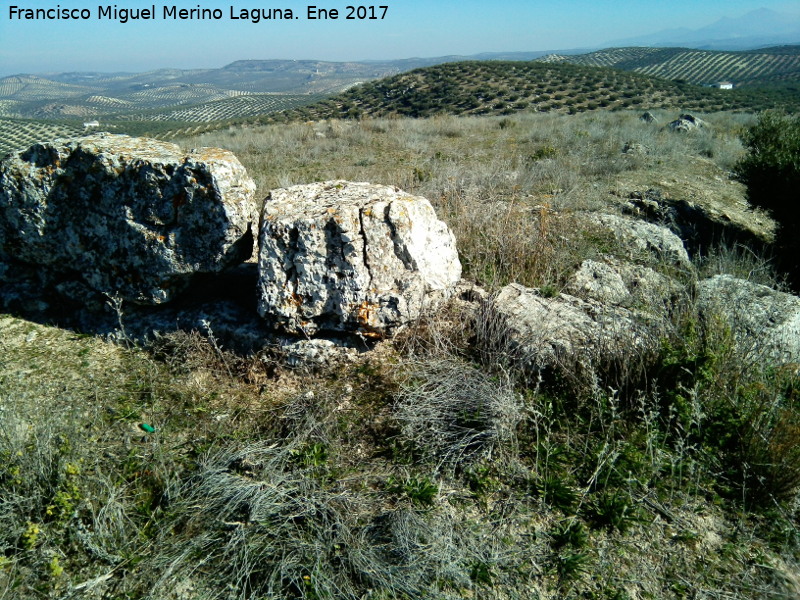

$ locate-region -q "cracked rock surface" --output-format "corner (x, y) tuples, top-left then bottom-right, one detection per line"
(592, 213), (691, 268)
(483, 283), (662, 386)
(0, 134), (258, 305)
(566, 257), (683, 312)
(698, 275), (800, 365)
(258, 181), (461, 336)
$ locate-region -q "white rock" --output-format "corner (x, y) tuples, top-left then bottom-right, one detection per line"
(258, 181), (461, 336)
(697, 275), (800, 365)
(482, 283), (660, 385)
(593, 213), (691, 267)
(0, 134), (258, 305)
(566, 258), (683, 309)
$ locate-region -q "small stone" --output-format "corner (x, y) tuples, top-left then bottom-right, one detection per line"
(622, 141), (648, 155)
(667, 113), (707, 132)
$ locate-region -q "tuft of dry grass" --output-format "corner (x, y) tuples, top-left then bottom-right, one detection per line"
(394, 358), (522, 471)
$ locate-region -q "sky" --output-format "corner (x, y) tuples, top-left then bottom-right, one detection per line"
(0, 0), (798, 75)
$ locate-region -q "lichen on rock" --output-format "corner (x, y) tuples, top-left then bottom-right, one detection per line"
(0, 134), (258, 305)
(480, 283), (662, 387)
(257, 181), (462, 337)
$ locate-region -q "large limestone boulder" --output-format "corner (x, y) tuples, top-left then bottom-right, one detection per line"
(258, 181), (461, 337)
(0, 134), (258, 305)
(667, 113), (706, 132)
(592, 213), (691, 268)
(481, 283), (661, 387)
(697, 275), (800, 365)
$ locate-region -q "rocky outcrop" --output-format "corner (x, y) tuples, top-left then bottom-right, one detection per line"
(668, 113), (706, 132)
(480, 283), (661, 386)
(619, 187), (772, 254)
(640, 111), (658, 123)
(258, 181), (461, 337)
(568, 260), (631, 304)
(0, 134), (258, 305)
(622, 141), (649, 155)
(279, 337), (360, 368)
(591, 213), (691, 268)
(566, 258), (682, 310)
(697, 275), (800, 365)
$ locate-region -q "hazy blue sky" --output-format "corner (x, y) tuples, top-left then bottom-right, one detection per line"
(0, 1), (797, 75)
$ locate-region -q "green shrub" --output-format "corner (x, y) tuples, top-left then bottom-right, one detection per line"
(551, 550), (589, 581)
(736, 111), (800, 219)
(387, 475), (439, 506)
(585, 491), (639, 533)
(735, 111), (800, 284)
(498, 117), (515, 129)
(536, 475), (580, 512)
(723, 378), (800, 506)
(549, 519), (589, 549)
(653, 302), (800, 506)
(529, 145), (558, 161)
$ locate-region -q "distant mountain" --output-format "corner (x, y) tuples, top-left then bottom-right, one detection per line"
(606, 8), (800, 50)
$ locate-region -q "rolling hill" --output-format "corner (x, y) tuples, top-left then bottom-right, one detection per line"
(0, 56), (528, 121)
(2, 47), (799, 153)
(0, 62), (386, 121)
(0, 117), (86, 154)
(538, 45), (800, 87)
(266, 60), (800, 123)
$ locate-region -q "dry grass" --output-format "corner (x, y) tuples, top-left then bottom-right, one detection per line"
(394, 358), (523, 471)
(186, 110), (753, 291)
(2, 109), (799, 599)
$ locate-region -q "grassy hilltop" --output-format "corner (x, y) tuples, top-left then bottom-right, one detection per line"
(2, 107), (800, 599)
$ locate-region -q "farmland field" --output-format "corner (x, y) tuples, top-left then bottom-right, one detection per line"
(114, 93), (327, 123)
(0, 118), (86, 154)
(542, 45), (800, 86)
(2, 47), (798, 157)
